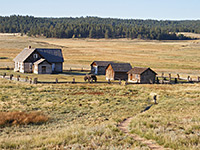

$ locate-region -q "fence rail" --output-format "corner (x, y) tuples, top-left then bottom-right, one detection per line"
(0, 72), (200, 85)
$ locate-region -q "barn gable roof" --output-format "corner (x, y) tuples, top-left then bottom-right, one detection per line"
(13, 48), (35, 62)
(36, 48), (64, 63)
(91, 61), (113, 67)
(13, 48), (64, 63)
(128, 67), (157, 75)
(108, 63), (132, 72)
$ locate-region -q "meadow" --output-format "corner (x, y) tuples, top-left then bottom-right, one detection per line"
(0, 34), (200, 149)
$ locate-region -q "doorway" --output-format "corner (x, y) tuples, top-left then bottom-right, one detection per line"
(42, 66), (46, 74)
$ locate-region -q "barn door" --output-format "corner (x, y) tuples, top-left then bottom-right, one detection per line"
(42, 66), (46, 74)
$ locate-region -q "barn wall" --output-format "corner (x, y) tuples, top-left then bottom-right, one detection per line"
(97, 66), (107, 75)
(24, 62), (33, 73)
(106, 65), (115, 80)
(128, 74), (140, 82)
(54, 63), (63, 73)
(115, 72), (128, 80)
(140, 70), (156, 84)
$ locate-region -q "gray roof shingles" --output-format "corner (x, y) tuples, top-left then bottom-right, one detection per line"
(91, 61), (113, 67)
(109, 63), (132, 72)
(128, 67), (157, 75)
(13, 48), (64, 63)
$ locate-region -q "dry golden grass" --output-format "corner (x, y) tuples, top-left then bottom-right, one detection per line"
(0, 34), (200, 77)
(0, 111), (48, 126)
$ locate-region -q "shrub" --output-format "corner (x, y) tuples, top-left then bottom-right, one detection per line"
(0, 111), (49, 127)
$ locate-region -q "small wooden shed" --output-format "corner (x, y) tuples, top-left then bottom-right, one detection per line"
(127, 67), (157, 84)
(106, 63), (132, 80)
(90, 61), (113, 75)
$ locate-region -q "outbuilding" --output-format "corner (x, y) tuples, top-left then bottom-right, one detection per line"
(106, 63), (132, 80)
(90, 61), (113, 75)
(127, 67), (157, 84)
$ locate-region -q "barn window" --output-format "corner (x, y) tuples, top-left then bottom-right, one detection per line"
(33, 54), (38, 59)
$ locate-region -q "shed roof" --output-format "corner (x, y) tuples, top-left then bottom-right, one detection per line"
(127, 67), (157, 75)
(108, 63), (132, 72)
(34, 58), (51, 65)
(91, 61), (113, 66)
(13, 48), (64, 63)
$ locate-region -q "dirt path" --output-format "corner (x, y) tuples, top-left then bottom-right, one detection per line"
(119, 116), (170, 150)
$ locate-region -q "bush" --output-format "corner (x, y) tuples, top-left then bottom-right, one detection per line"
(0, 111), (49, 127)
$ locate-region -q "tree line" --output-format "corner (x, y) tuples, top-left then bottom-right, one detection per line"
(0, 15), (200, 40)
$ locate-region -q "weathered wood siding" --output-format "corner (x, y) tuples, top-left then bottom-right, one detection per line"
(54, 63), (63, 73)
(140, 69), (156, 84)
(128, 69), (156, 83)
(106, 65), (115, 80)
(34, 61), (52, 74)
(24, 62), (33, 73)
(115, 72), (129, 80)
(128, 74), (140, 82)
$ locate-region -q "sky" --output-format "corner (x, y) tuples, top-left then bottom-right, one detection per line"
(0, 0), (200, 20)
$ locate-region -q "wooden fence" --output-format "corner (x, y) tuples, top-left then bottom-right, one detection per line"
(0, 72), (199, 85)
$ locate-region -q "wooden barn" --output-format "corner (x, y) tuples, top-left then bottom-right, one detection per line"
(13, 46), (64, 74)
(90, 61), (113, 75)
(127, 67), (157, 84)
(106, 63), (132, 80)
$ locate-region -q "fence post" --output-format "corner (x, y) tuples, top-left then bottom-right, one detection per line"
(3, 73), (6, 78)
(25, 76), (28, 82)
(10, 74), (13, 80)
(29, 78), (32, 84)
(175, 78), (178, 84)
(17, 75), (20, 81)
(81, 68), (83, 72)
(55, 78), (58, 84)
(177, 74), (180, 80)
(33, 78), (37, 84)
(169, 73), (171, 82)
(198, 76), (200, 82)
(108, 79), (111, 84)
(72, 78), (75, 84)
(161, 73), (164, 78)
(119, 79), (121, 85)
(187, 76), (190, 82)
(125, 80), (128, 85)
(156, 77), (159, 84)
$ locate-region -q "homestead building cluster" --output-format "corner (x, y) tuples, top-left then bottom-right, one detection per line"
(91, 61), (157, 84)
(14, 47), (157, 84)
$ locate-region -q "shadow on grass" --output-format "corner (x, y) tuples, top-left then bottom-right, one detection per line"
(61, 71), (89, 76)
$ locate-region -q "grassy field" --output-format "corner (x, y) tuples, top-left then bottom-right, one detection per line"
(0, 34), (200, 149)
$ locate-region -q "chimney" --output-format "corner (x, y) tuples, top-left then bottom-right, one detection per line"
(28, 46), (31, 49)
